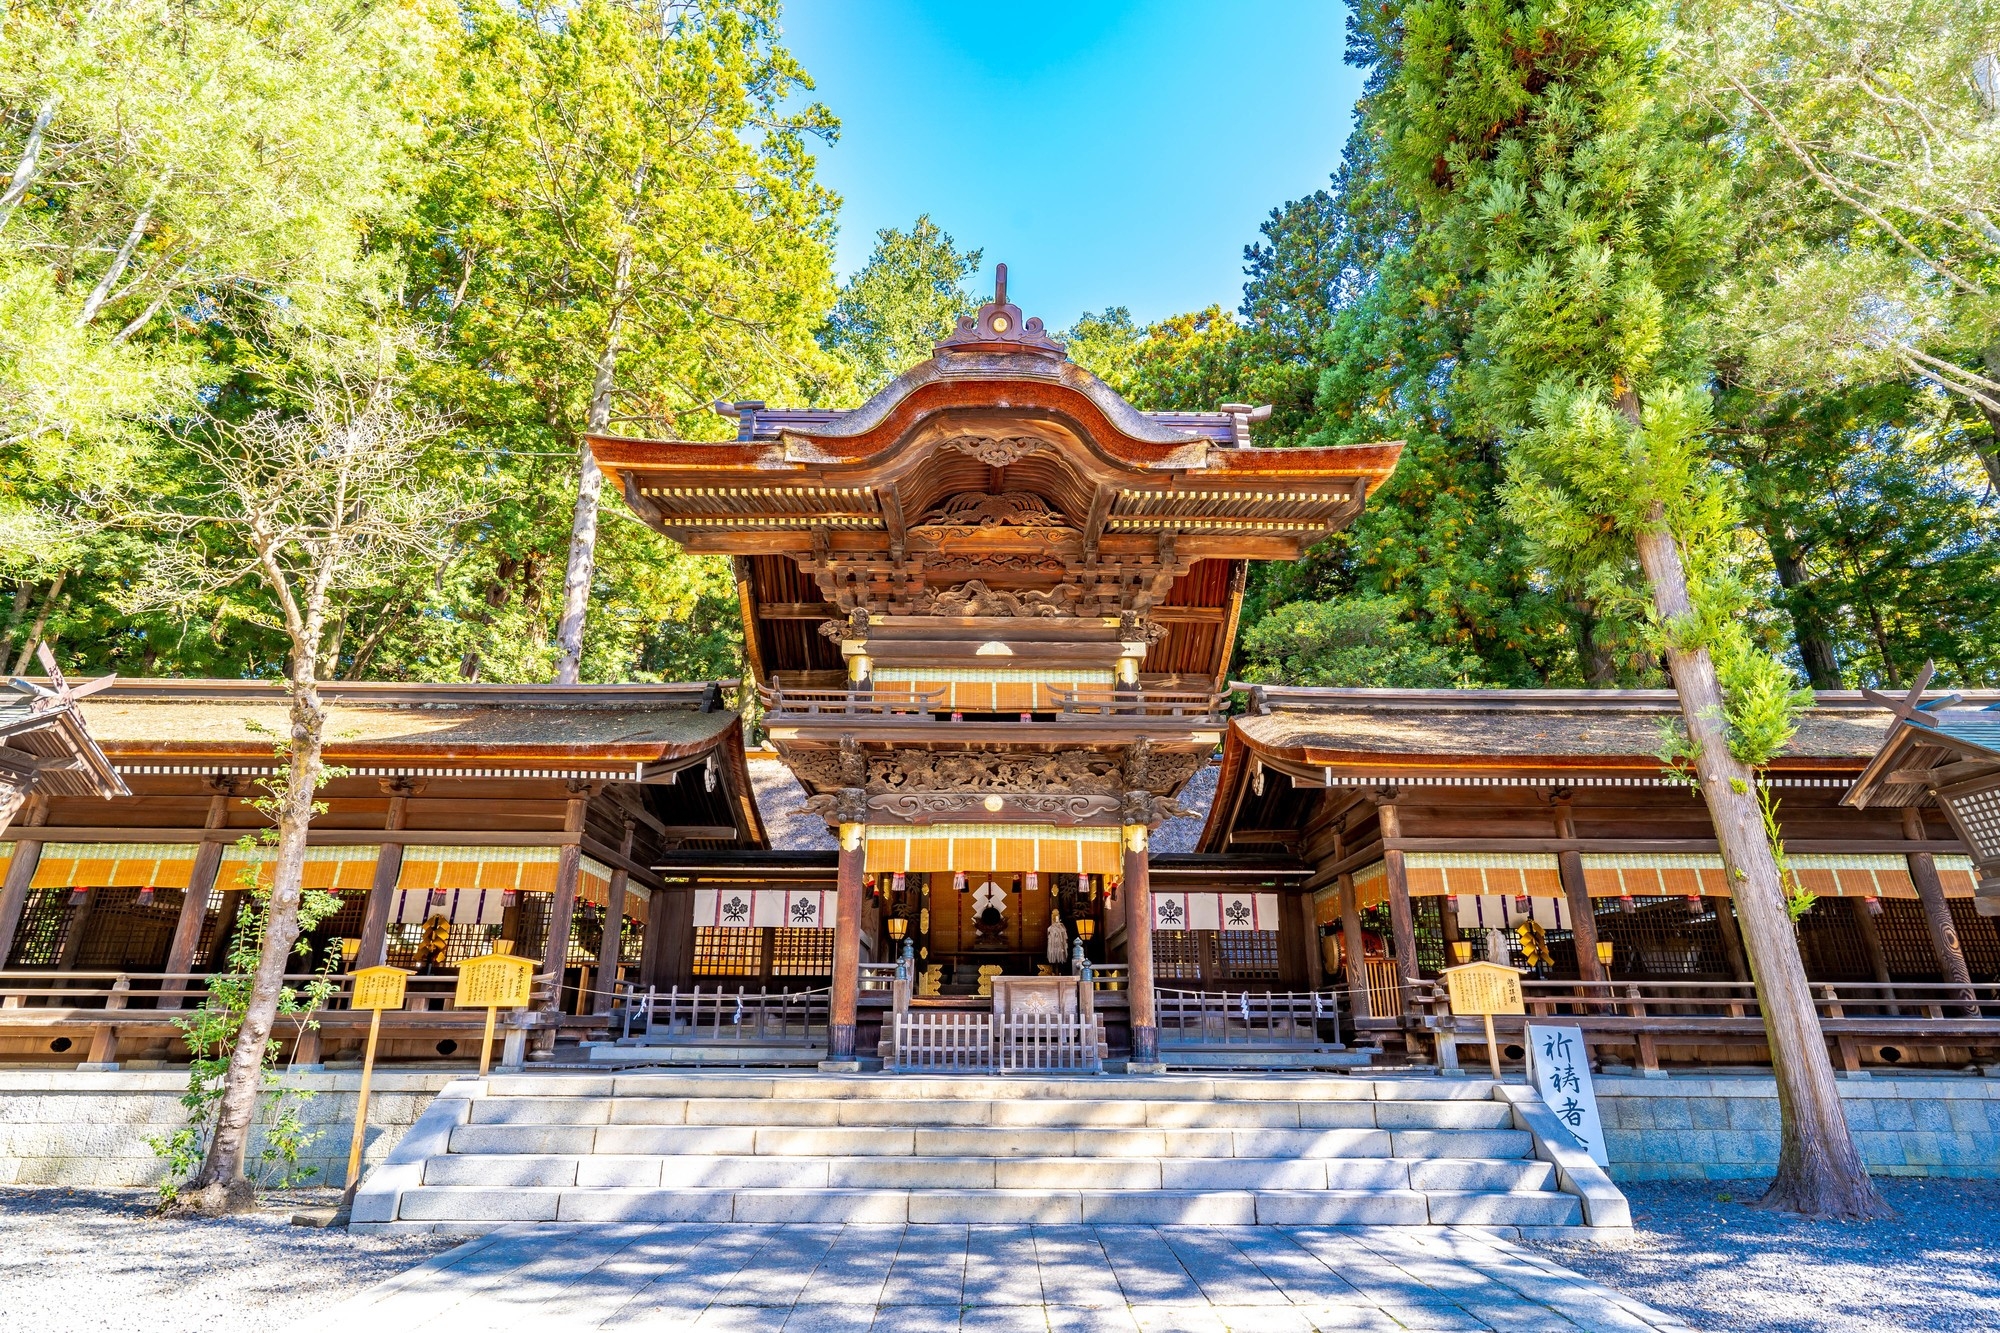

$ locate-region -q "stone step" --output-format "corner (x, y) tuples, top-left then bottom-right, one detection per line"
(443, 1121), (1536, 1161)
(478, 1073), (1504, 1103)
(419, 1152), (1556, 1193)
(391, 1184), (1580, 1227)
(461, 1094), (1517, 1131)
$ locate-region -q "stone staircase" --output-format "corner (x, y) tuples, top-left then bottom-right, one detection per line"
(352, 1072), (1626, 1234)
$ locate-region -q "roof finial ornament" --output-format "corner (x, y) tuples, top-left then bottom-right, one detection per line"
(935, 262), (1065, 358)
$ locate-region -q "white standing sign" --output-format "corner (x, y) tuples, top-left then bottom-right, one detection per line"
(1525, 1023), (1609, 1166)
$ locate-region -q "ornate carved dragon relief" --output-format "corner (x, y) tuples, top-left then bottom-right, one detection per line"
(945, 436), (1047, 467)
(912, 579), (1084, 618)
(815, 606), (873, 644)
(917, 491), (1066, 530)
(783, 745), (1202, 799)
(870, 792), (1119, 823)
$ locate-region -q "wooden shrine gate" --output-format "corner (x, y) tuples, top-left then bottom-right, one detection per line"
(887, 971), (1104, 1074)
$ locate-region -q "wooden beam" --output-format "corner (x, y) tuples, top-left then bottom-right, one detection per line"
(1083, 484), (1113, 559)
(580, 836), (669, 892)
(1228, 828), (1301, 846)
(651, 825), (739, 842)
(759, 603), (842, 620)
(0, 827), (584, 846)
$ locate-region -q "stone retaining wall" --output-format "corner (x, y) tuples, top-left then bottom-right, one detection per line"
(1597, 1074), (2000, 1180)
(3, 1069), (1995, 1189)
(0, 1069), (459, 1189)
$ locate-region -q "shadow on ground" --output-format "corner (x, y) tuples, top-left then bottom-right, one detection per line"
(1529, 1179), (2000, 1333)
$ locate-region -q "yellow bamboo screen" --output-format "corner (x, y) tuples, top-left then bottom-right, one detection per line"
(397, 845), (562, 892)
(576, 856), (648, 924)
(870, 667), (1114, 712)
(863, 823), (1125, 876)
(1939, 856), (1979, 896)
(217, 844), (381, 891)
(1350, 860), (1387, 909)
(1403, 852), (1563, 898)
(32, 842), (198, 889)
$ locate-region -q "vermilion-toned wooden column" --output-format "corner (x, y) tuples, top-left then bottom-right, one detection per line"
(1339, 871), (1370, 1021)
(541, 793), (589, 1019)
(1298, 890), (1324, 990)
(594, 819), (636, 1013)
(161, 789), (232, 1008)
(1377, 798), (1419, 1015)
(355, 784), (411, 970)
(1124, 832), (1159, 1068)
(1904, 808), (1976, 1010)
(0, 794), (48, 967)
(1554, 799), (1606, 984)
(826, 826), (865, 1066)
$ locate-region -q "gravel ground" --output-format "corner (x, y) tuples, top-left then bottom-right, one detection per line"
(1530, 1179), (2000, 1333)
(0, 1186), (457, 1333)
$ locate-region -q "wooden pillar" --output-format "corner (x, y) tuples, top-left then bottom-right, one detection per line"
(594, 819), (636, 1014)
(1848, 896), (1897, 1010)
(1713, 895), (1752, 982)
(1554, 800), (1605, 984)
(540, 794), (589, 1022)
(1903, 809), (1976, 1010)
(638, 886), (668, 991)
(827, 830), (864, 1064)
(356, 785), (411, 969)
(0, 795), (48, 967)
(1339, 871), (1370, 1020)
(1298, 891), (1324, 990)
(1378, 799), (1418, 1014)
(161, 791), (232, 1008)
(1124, 833), (1158, 1067)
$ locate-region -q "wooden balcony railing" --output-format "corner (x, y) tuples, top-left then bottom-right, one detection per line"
(1048, 687), (1226, 722)
(618, 983), (828, 1045)
(0, 968), (558, 1015)
(758, 685), (944, 719)
(1156, 986), (1346, 1049)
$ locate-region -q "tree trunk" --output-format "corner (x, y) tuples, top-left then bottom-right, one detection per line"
(75, 177), (163, 327)
(1567, 598), (1618, 686)
(0, 96), (55, 234)
(0, 582), (33, 667)
(181, 656), (325, 1214)
(11, 572), (64, 674)
(553, 170), (646, 685)
(1976, 345), (2000, 496)
(1631, 506), (1887, 1219)
(1763, 529), (1841, 688)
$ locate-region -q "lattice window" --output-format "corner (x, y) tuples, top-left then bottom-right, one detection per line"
(383, 921), (504, 971)
(1212, 930), (1280, 981)
(1950, 900), (2000, 981)
(1793, 897), (1873, 981)
(1877, 900), (1944, 981)
(622, 918), (645, 966)
(770, 928), (832, 977)
(1593, 898), (1730, 978)
(1411, 897), (1446, 977)
(693, 927), (762, 977)
(505, 893), (550, 962)
(67, 888), (181, 971)
(1151, 931), (1202, 981)
(570, 905), (606, 965)
(6, 889), (73, 966)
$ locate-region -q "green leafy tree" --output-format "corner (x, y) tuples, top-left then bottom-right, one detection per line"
(417, 0), (840, 685)
(1372, 0), (1885, 1216)
(818, 215), (981, 398)
(1238, 595), (1479, 687)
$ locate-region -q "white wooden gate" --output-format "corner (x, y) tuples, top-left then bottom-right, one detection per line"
(891, 1011), (993, 1072)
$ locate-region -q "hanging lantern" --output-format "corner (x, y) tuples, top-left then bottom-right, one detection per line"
(1865, 895), (1884, 917)
(136, 886), (156, 907)
(67, 886), (87, 907)
(1685, 894), (1704, 916)
(953, 870), (968, 894)
(429, 886), (449, 909)
(1619, 892), (1637, 914)
(1513, 893), (1531, 915)
(502, 889), (517, 909)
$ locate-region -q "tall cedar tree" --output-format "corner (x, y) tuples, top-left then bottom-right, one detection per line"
(1369, 0), (1886, 1215)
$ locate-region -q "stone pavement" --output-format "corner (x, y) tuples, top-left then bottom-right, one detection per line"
(304, 1223), (1693, 1333)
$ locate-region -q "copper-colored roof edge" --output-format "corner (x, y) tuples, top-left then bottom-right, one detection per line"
(1231, 684), (2000, 713)
(73, 679), (732, 707)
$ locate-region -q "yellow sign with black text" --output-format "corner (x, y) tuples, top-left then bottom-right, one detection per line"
(455, 953), (536, 1010)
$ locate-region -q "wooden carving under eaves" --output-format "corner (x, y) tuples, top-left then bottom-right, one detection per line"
(912, 580), (1085, 618)
(917, 491), (1067, 531)
(783, 745), (1204, 799)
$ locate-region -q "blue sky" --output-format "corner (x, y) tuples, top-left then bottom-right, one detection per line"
(781, 1), (1362, 331)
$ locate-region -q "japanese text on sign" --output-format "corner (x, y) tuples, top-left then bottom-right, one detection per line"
(1441, 961), (1525, 1016)
(1525, 1023), (1609, 1166)
(350, 966), (409, 1011)
(455, 953), (535, 1009)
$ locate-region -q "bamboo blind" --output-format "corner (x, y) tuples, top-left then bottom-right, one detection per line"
(862, 822), (1125, 876)
(870, 667), (1113, 712)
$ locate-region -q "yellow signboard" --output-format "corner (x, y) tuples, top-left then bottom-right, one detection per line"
(1441, 960), (1525, 1016)
(1440, 960), (1524, 1081)
(350, 966), (409, 1011)
(455, 953), (536, 1010)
